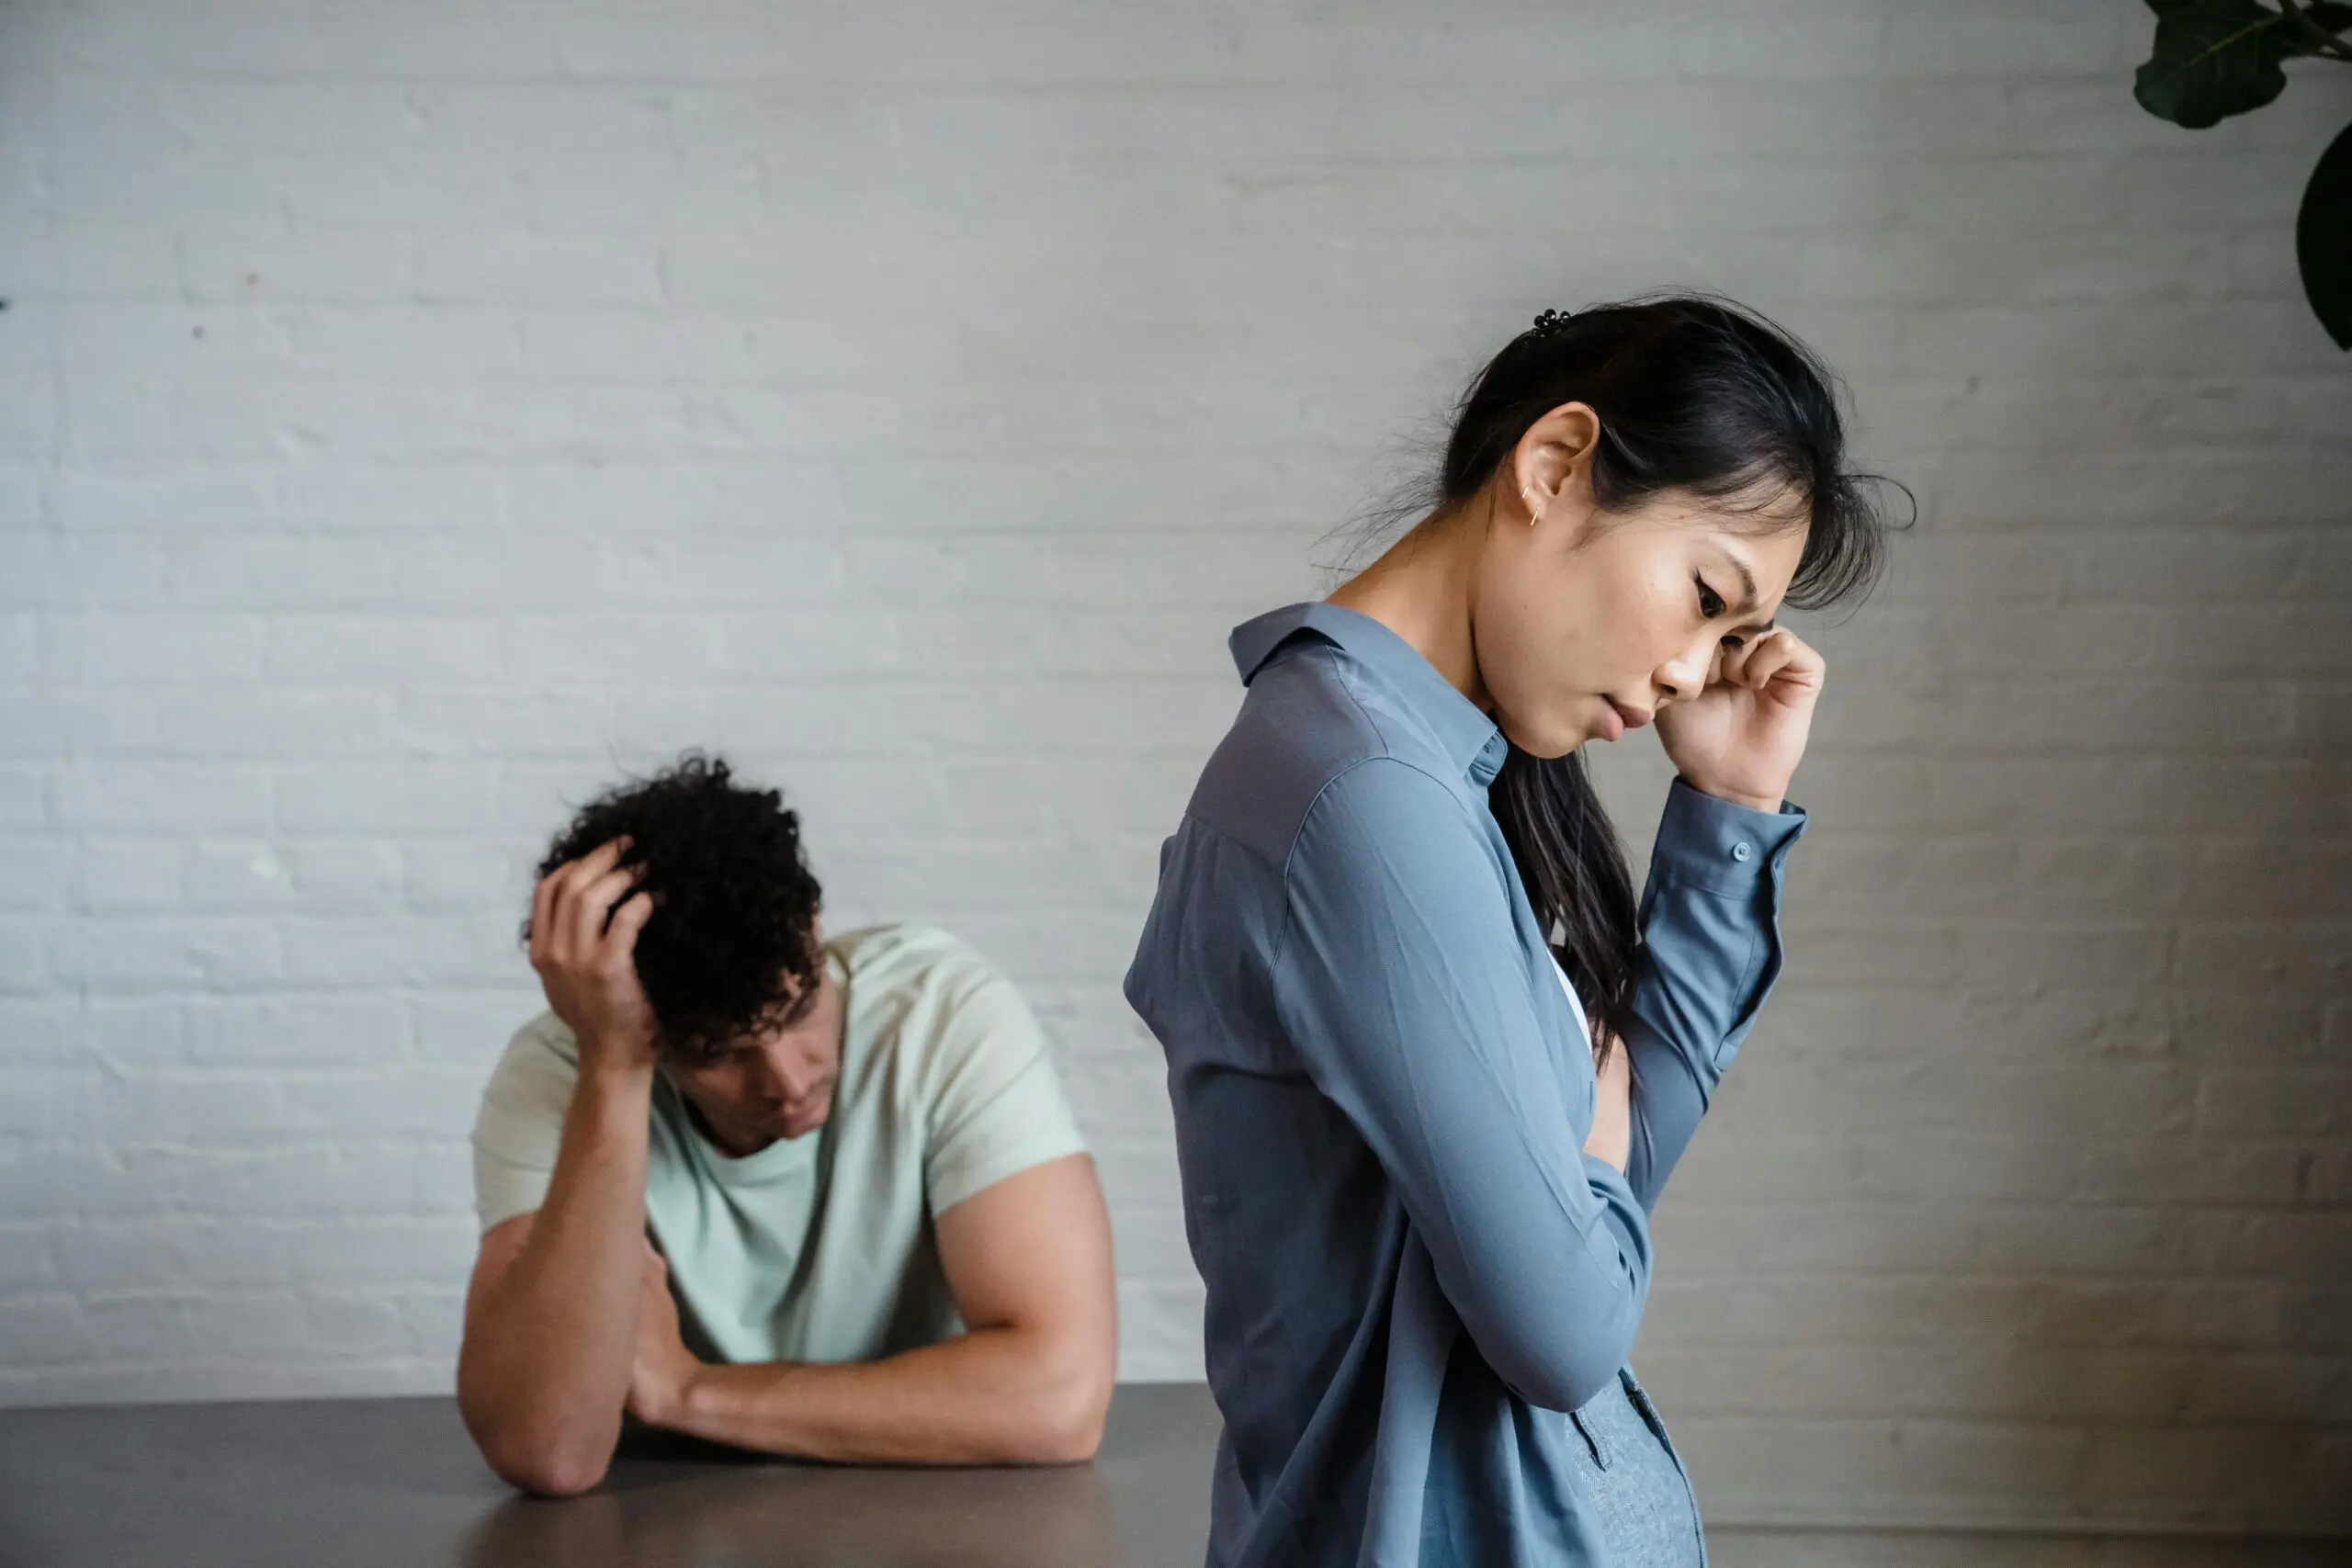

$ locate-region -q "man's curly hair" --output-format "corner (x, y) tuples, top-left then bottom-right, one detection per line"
(527, 752), (823, 1066)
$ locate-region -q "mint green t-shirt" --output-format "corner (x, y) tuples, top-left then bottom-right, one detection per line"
(469, 922), (1089, 1366)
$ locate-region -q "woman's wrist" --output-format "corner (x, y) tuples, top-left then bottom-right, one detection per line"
(1678, 774), (1784, 815)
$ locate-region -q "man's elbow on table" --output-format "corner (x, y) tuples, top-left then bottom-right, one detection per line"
(481, 1437), (610, 1500)
(455, 1345), (619, 1498)
(458, 1393), (616, 1498)
(933, 1151), (1121, 1466)
(1014, 1335), (1115, 1464)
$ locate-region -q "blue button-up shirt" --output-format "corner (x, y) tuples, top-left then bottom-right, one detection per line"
(1124, 603), (1808, 1567)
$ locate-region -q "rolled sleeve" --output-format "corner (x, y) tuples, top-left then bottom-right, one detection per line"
(1623, 778), (1808, 1209)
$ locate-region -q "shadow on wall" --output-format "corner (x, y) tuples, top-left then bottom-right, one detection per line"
(1917, 276), (2350, 1536)
(1745, 290), (2346, 1530)
(1628, 178), (2352, 1522)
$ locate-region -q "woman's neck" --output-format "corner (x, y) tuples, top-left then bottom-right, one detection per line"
(1325, 505), (1494, 713)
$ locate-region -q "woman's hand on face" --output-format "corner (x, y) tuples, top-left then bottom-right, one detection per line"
(1653, 626), (1824, 812)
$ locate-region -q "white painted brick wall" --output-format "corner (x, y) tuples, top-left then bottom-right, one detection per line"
(2, 0), (2347, 1534)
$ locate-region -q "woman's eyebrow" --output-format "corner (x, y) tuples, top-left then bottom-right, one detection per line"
(1713, 547), (1778, 634)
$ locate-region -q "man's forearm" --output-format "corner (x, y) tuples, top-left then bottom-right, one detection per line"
(656, 1325), (1107, 1467)
(458, 1063), (655, 1493)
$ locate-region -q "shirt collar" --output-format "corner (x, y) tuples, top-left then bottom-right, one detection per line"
(1229, 602), (1510, 785)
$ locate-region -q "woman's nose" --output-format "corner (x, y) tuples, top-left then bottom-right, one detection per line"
(1657, 636), (1719, 703)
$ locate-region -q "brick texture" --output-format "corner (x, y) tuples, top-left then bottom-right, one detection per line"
(2, 0), (2347, 1535)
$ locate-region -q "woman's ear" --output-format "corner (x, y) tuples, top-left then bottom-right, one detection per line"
(1510, 401), (1603, 526)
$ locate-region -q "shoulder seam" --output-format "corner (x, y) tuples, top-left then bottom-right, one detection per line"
(1254, 640), (1473, 973)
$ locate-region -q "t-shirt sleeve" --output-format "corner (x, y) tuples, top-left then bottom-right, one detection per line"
(469, 1014), (582, 1234)
(919, 967), (1090, 1216)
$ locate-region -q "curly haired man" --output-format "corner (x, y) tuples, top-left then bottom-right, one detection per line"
(454, 754), (1115, 1495)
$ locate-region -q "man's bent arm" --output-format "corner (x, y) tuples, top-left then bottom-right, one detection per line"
(458, 1064), (654, 1495)
(458, 839), (662, 1496)
(647, 1153), (1117, 1465)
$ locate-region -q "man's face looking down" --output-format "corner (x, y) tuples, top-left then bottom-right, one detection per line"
(662, 935), (842, 1158)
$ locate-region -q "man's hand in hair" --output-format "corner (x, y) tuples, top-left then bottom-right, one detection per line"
(530, 838), (661, 1077)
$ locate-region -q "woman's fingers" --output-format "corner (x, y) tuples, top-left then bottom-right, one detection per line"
(1707, 640), (1736, 689)
(1750, 628), (1824, 694)
(1716, 627), (1820, 696)
(1739, 631), (1796, 690)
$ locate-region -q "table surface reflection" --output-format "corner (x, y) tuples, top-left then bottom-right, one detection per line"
(0, 1382), (1221, 1568)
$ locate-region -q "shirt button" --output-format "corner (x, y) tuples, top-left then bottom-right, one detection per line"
(1731, 841), (1753, 863)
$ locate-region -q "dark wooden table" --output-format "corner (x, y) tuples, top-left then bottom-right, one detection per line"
(0, 1382), (1221, 1568)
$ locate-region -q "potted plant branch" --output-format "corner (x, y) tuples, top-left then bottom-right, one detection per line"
(2135, 0), (2352, 346)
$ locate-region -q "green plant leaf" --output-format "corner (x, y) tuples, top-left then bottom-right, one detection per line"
(2284, 1), (2352, 55)
(2297, 119), (2352, 348)
(2134, 0), (2291, 128)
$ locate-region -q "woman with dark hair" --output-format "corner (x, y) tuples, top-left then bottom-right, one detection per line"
(1124, 295), (1901, 1565)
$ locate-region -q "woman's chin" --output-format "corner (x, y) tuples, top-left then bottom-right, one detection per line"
(1495, 715), (1587, 761)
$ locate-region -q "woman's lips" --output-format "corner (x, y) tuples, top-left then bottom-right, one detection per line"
(1602, 698), (1654, 739)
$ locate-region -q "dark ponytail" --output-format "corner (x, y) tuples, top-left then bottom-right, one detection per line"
(1435, 293), (1907, 1062)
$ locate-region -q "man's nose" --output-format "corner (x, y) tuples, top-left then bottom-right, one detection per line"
(760, 1054), (810, 1101)
(745, 1056), (786, 1101)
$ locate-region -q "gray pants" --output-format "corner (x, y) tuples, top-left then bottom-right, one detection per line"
(1566, 1369), (1707, 1567)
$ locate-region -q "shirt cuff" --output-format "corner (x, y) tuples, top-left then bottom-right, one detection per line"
(1648, 776), (1808, 896)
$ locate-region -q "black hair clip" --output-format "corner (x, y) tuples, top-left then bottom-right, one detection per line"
(1529, 308), (1575, 338)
